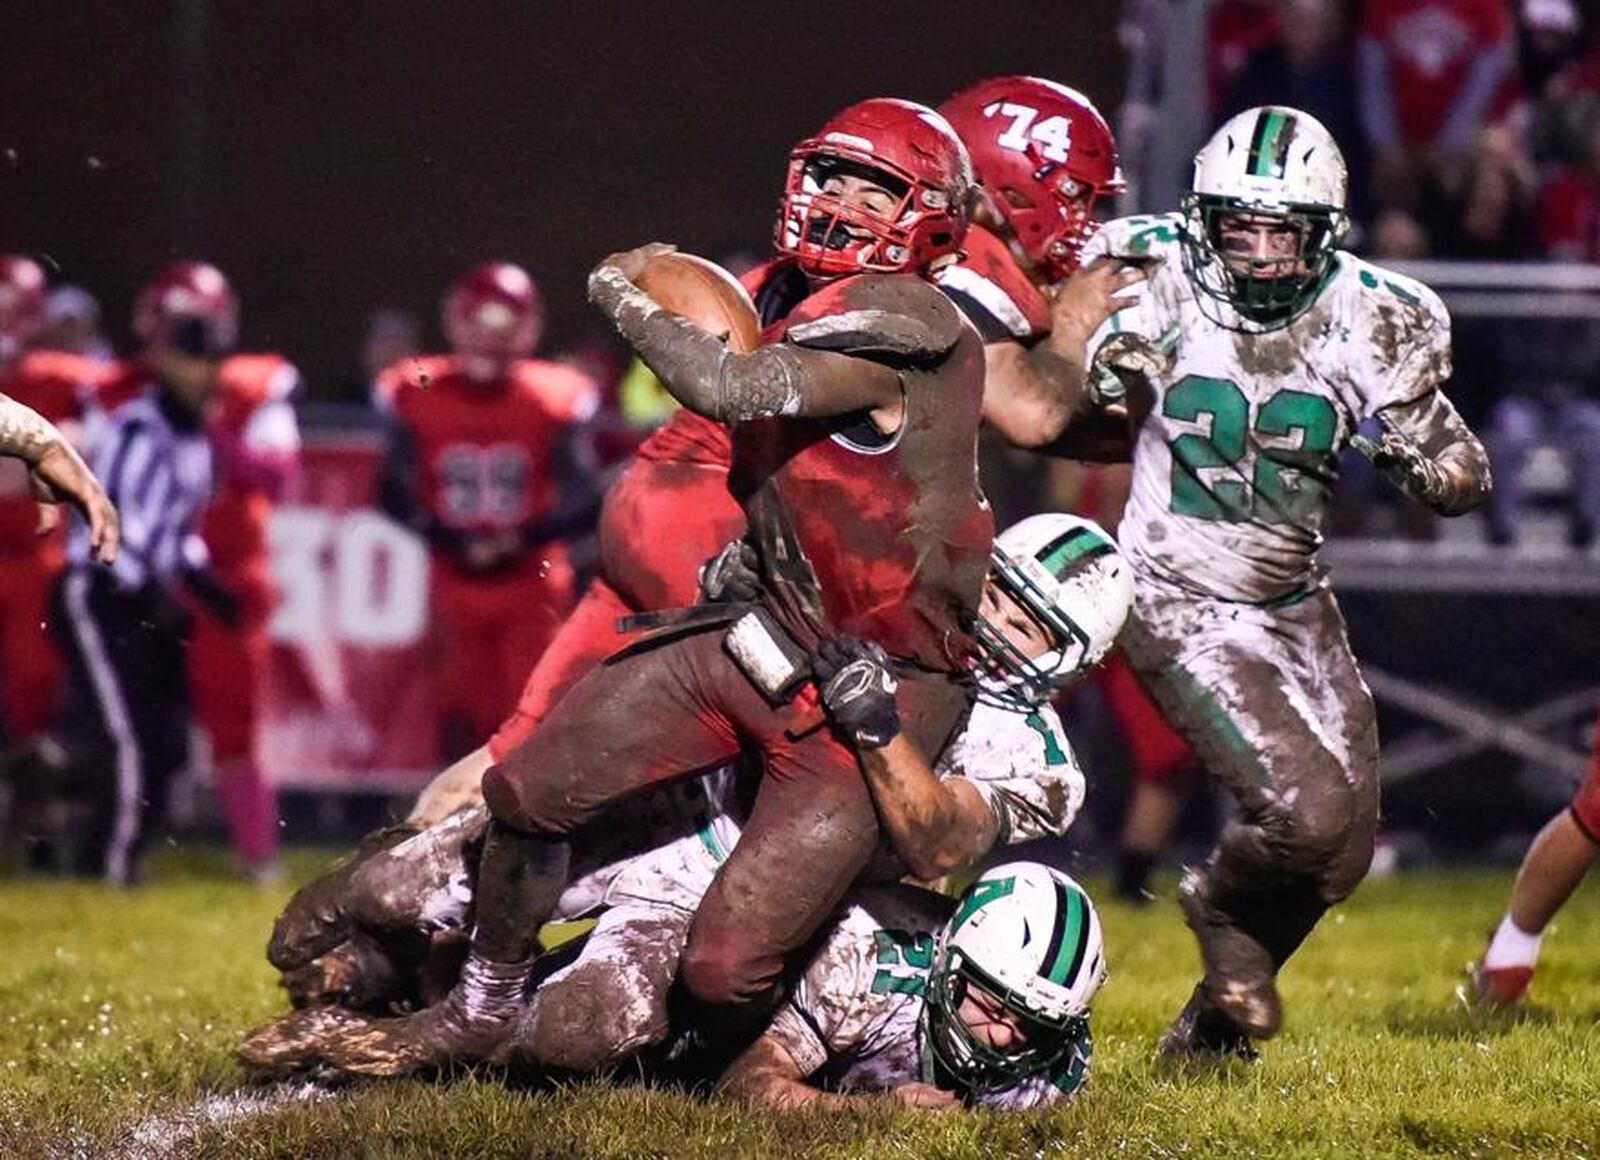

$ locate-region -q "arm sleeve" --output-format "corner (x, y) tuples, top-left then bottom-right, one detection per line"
(588, 265), (905, 422)
(1375, 387), (1492, 515)
(763, 911), (883, 1075)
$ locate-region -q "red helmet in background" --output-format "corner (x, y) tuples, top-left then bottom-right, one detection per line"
(443, 262), (543, 369)
(776, 98), (973, 278)
(0, 255), (47, 362)
(133, 260), (240, 357)
(938, 77), (1123, 282)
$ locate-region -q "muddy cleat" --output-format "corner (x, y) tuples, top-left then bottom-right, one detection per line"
(267, 824), (420, 971)
(238, 1006), (376, 1077)
(318, 954), (531, 1078)
(1158, 984), (1260, 1064)
(1178, 870), (1282, 1039)
(1469, 960), (1533, 1008)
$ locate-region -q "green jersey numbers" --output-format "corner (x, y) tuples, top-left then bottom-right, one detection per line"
(1162, 375), (1337, 525)
(871, 929), (935, 996)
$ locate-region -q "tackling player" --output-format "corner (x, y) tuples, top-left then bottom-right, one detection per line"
(377, 262), (600, 758)
(721, 864), (1104, 1110)
(1471, 727), (1600, 1006)
(1081, 106), (1490, 1057)
(240, 514), (1130, 1080)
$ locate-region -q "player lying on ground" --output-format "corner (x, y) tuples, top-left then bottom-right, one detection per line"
(1472, 726), (1600, 1006)
(720, 863), (1105, 1111)
(1081, 105), (1490, 1059)
(242, 514), (1133, 1079)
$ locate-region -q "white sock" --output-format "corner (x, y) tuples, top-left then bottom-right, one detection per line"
(1482, 914), (1543, 970)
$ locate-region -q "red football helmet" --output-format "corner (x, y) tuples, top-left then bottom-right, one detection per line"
(776, 98), (973, 278)
(0, 254), (47, 361)
(133, 260), (240, 356)
(443, 262), (543, 370)
(938, 77), (1123, 282)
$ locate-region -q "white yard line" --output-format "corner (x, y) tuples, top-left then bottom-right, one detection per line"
(117, 1081), (332, 1159)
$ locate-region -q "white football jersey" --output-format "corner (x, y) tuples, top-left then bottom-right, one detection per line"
(765, 884), (1090, 1108)
(1083, 213), (1453, 602)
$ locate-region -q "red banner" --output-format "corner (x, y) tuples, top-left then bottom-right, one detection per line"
(261, 432), (440, 791)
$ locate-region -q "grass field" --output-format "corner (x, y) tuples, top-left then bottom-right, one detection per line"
(0, 849), (1596, 1159)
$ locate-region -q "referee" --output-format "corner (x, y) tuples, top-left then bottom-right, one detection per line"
(54, 262), (234, 886)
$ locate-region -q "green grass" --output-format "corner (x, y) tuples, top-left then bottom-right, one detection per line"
(0, 849), (1596, 1159)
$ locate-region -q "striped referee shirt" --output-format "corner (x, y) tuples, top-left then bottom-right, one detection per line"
(70, 388), (214, 591)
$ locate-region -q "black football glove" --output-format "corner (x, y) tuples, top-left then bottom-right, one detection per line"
(812, 635), (901, 750)
(699, 538), (762, 604)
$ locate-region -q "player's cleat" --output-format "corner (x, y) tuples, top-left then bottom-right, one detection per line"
(1178, 870), (1282, 1039)
(1469, 959), (1533, 1008)
(238, 1006), (376, 1078)
(267, 823), (420, 971)
(1158, 984), (1260, 1064)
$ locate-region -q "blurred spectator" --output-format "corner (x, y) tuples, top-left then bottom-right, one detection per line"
(1117, 0), (1215, 212)
(38, 285), (114, 362)
(1358, 0), (1516, 216)
(1435, 125), (1540, 256)
(1538, 94), (1600, 259)
(339, 307), (419, 407)
(1483, 378), (1600, 548)
(1223, 0), (1369, 219)
(1209, 0), (1284, 115)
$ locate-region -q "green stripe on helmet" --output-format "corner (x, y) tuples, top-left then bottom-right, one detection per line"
(1037, 527), (1114, 577)
(1247, 110), (1294, 179)
(1046, 884), (1088, 987)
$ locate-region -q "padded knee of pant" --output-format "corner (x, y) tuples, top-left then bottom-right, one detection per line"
(678, 938), (760, 1008)
(1267, 779), (1359, 872)
(479, 764), (559, 833)
(524, 967), (653, 1073)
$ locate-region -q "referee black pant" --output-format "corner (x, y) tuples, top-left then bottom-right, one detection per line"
(52, 567), (191, 886)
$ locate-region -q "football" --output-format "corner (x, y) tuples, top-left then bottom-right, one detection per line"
(634, 251), (762, 352)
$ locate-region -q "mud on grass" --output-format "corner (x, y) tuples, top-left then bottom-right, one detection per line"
(0, 848), (1596, 1158)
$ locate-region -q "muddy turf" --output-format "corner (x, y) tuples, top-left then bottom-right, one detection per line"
(0, 847), (1595, 1159)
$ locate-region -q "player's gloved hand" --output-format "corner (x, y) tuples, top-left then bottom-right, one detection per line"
(699, 538), (762, 603)
(812, 635), (901, 750)
(1351, 420), (1451, 509)
(1087, 325), (1180, 405)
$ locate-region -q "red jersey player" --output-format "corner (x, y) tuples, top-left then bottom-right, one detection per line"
(0, 256), (107, 754)
(190, 343), (302, 881)
(377, 263), (599, 758)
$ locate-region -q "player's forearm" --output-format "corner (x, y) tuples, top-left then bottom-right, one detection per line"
(981, 342), (1088, 448)
(858, 737), (991, 880)
(588, 265), (896, 421)
(720, 1039), (862, 1110)
(0, 396), (68, 465)
(1378, 392), (1493, 516)
(1034, 403), (1134, 464)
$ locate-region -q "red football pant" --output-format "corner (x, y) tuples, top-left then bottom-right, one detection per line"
(1570, 719), (1600, 843)
(1097, 651), (1200, 786)
(430, 553), (576, 752)
(488, 458), (745, 761)
(189, 572), (278, 868)
(0, 547), (64, 741)
(484, 626), (968, 1007)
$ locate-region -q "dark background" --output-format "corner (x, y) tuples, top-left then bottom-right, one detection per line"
(0, 1), (1124, 389)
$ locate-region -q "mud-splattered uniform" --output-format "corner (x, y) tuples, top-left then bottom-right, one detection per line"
(764, 884), (1090, 1109)
(1082, 212), (1471, 970)
(366, 698), (1082, 1072)
(478, 267), (991, 1011)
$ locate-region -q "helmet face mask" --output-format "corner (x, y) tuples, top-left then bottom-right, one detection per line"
(776, 98), (972, 279)
(134, 261), (240, 359)
(969, 514), (1133, 709)
(923, 863), (1104, 1098)
(1182, 106), (1350, 331)
(443, 262), (542, 375)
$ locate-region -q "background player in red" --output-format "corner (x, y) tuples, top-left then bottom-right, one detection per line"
(0, 256), (108, 762)
(377, 263), (599, 760)
(188, 342), (302, 882)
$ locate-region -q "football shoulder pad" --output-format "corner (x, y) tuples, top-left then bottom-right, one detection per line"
(784, 274), (964, 366)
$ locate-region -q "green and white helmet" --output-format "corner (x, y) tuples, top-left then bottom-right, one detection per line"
(925, 861), (1106, 1095)
(972, 513), (1133, 708)
(1181, 105), (1349, 329)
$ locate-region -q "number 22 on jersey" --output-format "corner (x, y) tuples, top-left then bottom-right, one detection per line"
(1163, 375), (1338, 526)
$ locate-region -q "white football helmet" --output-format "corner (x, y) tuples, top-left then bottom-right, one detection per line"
(925, 861), (1106, 1094)
(1182, 105), (1349, 328)
(972, 512), (1134, 708)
